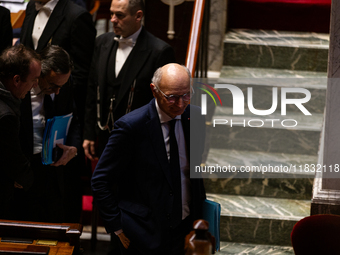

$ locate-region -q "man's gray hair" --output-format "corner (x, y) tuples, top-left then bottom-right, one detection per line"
(40, 45), (73, 77)
(151, 65), (191, 89)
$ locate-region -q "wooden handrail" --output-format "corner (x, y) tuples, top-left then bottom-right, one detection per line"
(185, 0), (206, 77)
(90, 0), (100, 15)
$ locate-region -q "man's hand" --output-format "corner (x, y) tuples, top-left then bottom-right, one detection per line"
(117, 232), (130, 249)
(14, 182), (23, 189)
(83, 139), (97, 161)
(51, 144), (77, 167)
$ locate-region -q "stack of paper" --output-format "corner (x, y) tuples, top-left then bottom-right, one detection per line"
(42, 113), (73, 165)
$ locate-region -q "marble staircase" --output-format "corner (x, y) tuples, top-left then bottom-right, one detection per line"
(204, 29), (329, 253)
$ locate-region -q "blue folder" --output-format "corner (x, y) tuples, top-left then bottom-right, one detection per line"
(42, 113), (73, 165)
(202, 199), (221, 251)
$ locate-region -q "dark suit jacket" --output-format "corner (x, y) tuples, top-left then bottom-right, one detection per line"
(83, 27), (176, 142)
(0, 82), (33, 219)
(91, 99), (206, 254)
(18, 82), (82, 222)
(19, 83), (81, 184)
(0, 6), (12, 54)
(20, 0), (96, 126)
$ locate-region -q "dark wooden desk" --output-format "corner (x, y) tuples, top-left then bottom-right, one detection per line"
(0, 240), (73, 254)
(0, 220), (82, 255)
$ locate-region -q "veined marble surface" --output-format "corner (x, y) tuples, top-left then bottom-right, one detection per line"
(208, 125), (320, 156)
(208, 0), (226, 71)
(218, 242), (294, 254)
(206, 108), (322, 155)
(204, 177), (313, 200)
(205, 148), (317, 175)
(202, 149), (315, 196)
(207, 193), (310, 246)
(207, 193), (310, 221)
(223, 29), (329, 71)
(224, 29), (329, 49)
(219, 66), (327, 87)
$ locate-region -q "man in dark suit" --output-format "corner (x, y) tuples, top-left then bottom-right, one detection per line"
(15, 45), (81, 223)
(91, 64), (206, 255)
(20, 0), (96, 129)
(83, 0), (176, 160)
(0, 45), (41, 219)
(20, 0), (96, 221)
(0, 6), (12, 54)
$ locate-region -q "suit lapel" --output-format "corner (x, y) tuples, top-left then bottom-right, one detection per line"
(181, 105), (190, 157)
(146, 99), (174, 188)
(114, 27), (152, 110)
(20, 2), (37, 49)
(99, 37), (118, 115)
(36, 0), (66, 51)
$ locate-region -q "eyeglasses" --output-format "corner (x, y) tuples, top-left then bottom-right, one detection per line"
(37, 78), (68, 95)
(155, 85), (194, 104)
(48, 83), (63, 90)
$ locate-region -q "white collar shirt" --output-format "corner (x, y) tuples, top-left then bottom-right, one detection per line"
(115, 26), (142, 76)
(155, 100), (191, 220)
(32, 0), (58, 50)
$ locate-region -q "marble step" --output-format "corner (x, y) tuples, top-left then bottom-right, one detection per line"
(203, 148), (315, 200)
(223, 29), (329, 72)
(217, 65), (327, 114)
(207, 193), (310, 246)
(218, 241), (294, 254)
(207, 107), (323, 155)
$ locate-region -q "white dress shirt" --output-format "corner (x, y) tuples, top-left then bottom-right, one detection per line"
(155, 100), (191, 220)
(115, 26), (142, 76)
(32, 0), (58, 50)
(31, 87), (45, 154)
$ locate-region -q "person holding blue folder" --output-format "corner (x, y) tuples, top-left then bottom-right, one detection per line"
(13, 45), (81, 223)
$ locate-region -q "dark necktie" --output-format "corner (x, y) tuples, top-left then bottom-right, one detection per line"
(169, 119), (182, 225)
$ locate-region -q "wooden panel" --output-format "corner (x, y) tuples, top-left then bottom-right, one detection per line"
(10, 10), (25, 29)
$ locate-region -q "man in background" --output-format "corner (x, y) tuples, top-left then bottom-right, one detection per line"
(91, 64), (206, 255)
(20, 0), (96, 128)
(0, 44), (41, 219)
(20, 0), (96, 221)
(83, 0), (176, 160)
(14, 45), (80, 223)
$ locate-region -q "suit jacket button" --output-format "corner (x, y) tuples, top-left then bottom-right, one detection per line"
(169, 191), (173, 196)
(167, 213), (170, 219)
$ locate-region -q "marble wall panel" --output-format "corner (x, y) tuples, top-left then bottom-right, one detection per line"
(204, 178), (313, 200)
(220, 216), (296, 246)
(208, 0), (226, 71)
(209, 126), (321, 155)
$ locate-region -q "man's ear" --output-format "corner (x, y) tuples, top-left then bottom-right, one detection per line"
(135, 10), (143, 22)
(13, 75), (20, 87)
(150, 83), (157, 98)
